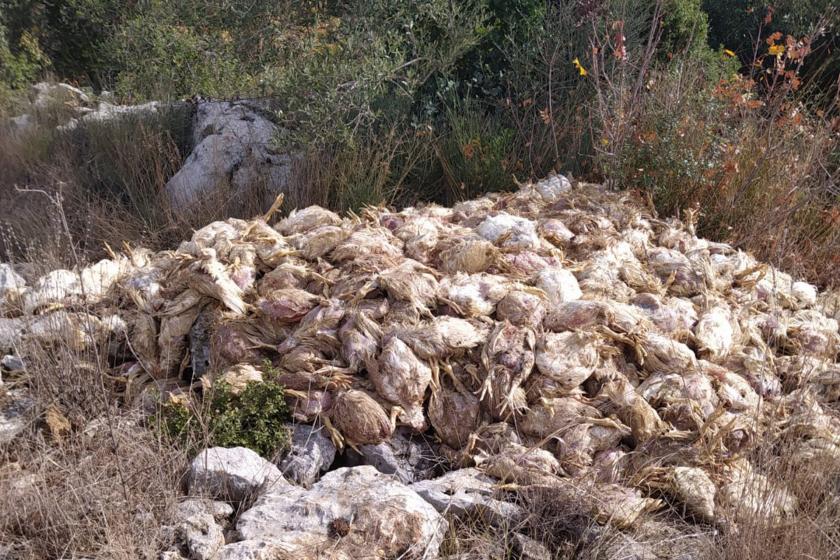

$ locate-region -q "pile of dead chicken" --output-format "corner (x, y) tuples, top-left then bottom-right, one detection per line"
(2, 174), (839, 531)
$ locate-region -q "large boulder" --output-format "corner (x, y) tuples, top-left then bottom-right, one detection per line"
(277, 423), (336, 487)
(188, 447), (285, 502)
(235, 465), (446, 559)
(165, 101), (292, 209)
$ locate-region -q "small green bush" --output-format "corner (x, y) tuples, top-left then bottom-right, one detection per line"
(159, 380), (291, 458)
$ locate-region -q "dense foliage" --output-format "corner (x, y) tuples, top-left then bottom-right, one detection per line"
(160, 380), (291, 458)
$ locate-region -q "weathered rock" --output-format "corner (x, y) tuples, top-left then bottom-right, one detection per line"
(175, 498), (235, 523)
(31, 82), (91, 108)
(0, 318), (24, 354)
(346, 428), (438, 484)
(215, 540), (297, 560)
(410, 468), (524, 526)
(165, 101), (292, 209)
(277, 423), (336, 487)
(0, 264), (26, 307)
(586, 532), (657, 560)
(0, 390), (34, 444)
(174, 510), (226, 560)
(9, 113), (34, 132)
(511, 533), (552, 560)
(1, 355), (25, 373)
(60, 100), (162, 130)
(188, 447), (286, 502)
(236, 465), (446, 559)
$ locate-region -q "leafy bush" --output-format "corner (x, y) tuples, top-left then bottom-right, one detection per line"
(159, 380), (291, 458)
(660, 0), (711, 57)
(109, 0), (289, 100)
(610, 25), (839, 284)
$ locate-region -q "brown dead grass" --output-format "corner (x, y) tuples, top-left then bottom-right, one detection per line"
(0, 104), (279, 270)
(0, 339), (188, 559)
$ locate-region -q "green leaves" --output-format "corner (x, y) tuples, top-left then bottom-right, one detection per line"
(159, 380), (291, 459)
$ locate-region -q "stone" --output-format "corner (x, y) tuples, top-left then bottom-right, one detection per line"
(0, 319), (24, 355)
(0, 264), (26, 309)
(235, 465), (446, 559)
(188, 447), (286, 502)
(9, 113), (34, 132)
(277, 423), (336, 487)
(346, 428), (438, 484)
(1, 355), (25, 373)
(512, 533), (552, 560)
(0, 390), (34, 445)
(58, 100), (163, 130)
(410, 468), (524, 526)
(174, 498), (235, 523)
(215, 540), (298, 560)
(31, 82), (91, 108)
(165, 101), (292, 210)
(174, 510), (226, 560)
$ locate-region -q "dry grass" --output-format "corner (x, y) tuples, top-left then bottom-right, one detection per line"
(0, 337), (188, 559)
(0, 101), (281, 269)
(713, 438), (840, 559)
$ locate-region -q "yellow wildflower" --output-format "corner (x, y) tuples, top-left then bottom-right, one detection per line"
(572, 57), (588, 77)
(724, 48), (736, 57)
(768, 44), (785, 57)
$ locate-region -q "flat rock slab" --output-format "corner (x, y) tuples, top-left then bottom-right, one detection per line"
(236, 465), (445, 559)
(410, 468), (524, 526)
(188, 447), (285, 502)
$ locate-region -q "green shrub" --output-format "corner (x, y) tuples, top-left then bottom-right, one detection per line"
(111, 9), (258, 100)
(660, 0), (711, 57)
(159, 380), (291, 458)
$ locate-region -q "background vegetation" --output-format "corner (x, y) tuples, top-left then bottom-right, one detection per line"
(0, 0), (838, 287)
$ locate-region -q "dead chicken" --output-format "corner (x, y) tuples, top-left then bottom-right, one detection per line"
(534, 331), (601, 394)
(325, 388), (401, 450)
(372, 335), (433, 431)
(479, 322), (536, 420)
(636, 465), (717, 522)
(428, 364), (482, 449)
